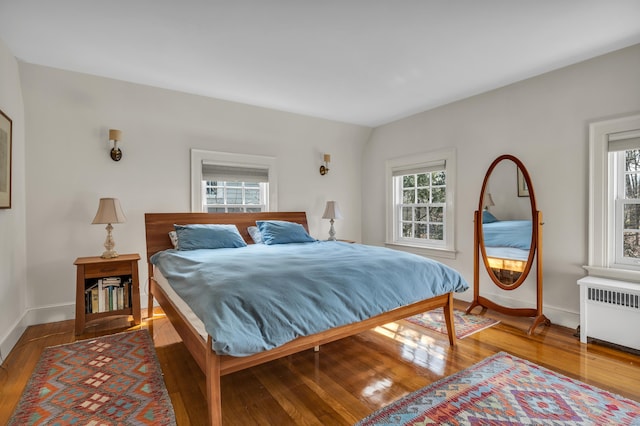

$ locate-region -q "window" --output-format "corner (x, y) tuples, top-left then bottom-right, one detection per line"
(587, 114), (640, 280)
(386, 149), (456, 257)
(190, 149), (277, 213)
(613, 146), (640, 267)
(203, 180), (266, 213)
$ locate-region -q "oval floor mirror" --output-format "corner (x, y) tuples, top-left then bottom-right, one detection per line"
(466, 154), (550, 334)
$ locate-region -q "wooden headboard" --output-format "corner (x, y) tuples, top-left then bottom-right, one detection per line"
(144, 211), (309, 263)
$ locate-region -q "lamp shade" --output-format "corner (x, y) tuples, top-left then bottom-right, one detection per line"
(109, 129), (122, 141)
(322, 201), (343, 220)
(92, 198), (126, 224)
(483, 193), (495, 209)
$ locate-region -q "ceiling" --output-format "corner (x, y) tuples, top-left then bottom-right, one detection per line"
(1, 1), (639, 127)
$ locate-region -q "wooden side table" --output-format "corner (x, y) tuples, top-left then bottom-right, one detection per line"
(74, 253), (141, 335)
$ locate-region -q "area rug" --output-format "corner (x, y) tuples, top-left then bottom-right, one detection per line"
(405, 307), (499, 339)
(8, 329), (176, 425)
(355, 351), (640, 425)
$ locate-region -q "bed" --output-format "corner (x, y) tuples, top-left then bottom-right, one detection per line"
(144, 211), (468, 425)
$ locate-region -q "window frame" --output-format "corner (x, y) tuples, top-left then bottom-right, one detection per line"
(190, 149), (277, 213)
(385, 149), (456, 259)
(586, 113), (640, 281)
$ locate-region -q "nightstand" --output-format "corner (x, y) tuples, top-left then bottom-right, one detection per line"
(337, 239), (356, 243)
(74, 253), (141, 335)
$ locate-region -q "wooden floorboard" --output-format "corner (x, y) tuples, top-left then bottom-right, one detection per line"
(1, 300), (639, 425)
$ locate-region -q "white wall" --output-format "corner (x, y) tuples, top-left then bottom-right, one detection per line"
(19, 63), (371, 325)
(362, 43), (640, 328)
(0, 38), (27, 357)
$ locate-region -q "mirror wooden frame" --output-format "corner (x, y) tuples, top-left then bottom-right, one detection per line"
(466, 154), (550, 334)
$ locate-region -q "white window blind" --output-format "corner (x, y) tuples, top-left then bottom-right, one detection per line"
(391, 160), (446, 177)
(202, 163), (269, 183)
(608, 129), (640, 152)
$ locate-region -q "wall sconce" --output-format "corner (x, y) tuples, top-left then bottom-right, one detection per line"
(109, 129), (123, 161)
(319, 153), (330, 175)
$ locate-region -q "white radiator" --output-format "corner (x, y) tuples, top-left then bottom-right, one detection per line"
(577, 276), (640, 351)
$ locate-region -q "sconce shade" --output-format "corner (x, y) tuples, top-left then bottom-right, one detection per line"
(323, 154), (331, 163)
(322, 201), (343, 220)
(109, 129), (122, 141)
(92, 198), (127, 224)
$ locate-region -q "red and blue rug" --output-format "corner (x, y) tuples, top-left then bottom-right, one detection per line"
(406, 307), (500, 339)
(8, 329), (176, 425)
(356, 351), (640, 425)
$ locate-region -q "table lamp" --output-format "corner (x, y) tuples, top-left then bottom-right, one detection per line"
(322, 201), (343, 241)
(92, 198), (126, 258)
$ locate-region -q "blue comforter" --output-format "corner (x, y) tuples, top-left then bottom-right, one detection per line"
(482, 220), (532, 250)
(150, 241), (468, 356)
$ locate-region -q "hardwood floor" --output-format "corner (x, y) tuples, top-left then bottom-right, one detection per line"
(1, 300), (639, 425)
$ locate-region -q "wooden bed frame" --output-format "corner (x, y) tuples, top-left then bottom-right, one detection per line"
(144, 211), (457, 425)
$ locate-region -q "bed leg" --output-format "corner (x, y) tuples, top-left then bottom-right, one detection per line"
(206, 336), (222, 426)
(443, 292), (456, 346)
(147, 265), (155, 319)
(147, 291), (154, 319)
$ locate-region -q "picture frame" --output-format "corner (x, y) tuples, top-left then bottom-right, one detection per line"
(0, 108), (12, 209)
(517, 167), (529, 197)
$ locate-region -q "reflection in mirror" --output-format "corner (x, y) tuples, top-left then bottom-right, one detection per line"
(480, 160), (533, 287)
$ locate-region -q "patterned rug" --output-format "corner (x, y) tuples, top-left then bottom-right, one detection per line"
(8, 329), (176, 425)
(405, 307), (499, 339)
(356, 351), (640, 425)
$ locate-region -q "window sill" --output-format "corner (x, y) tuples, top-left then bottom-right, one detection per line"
(385, 242), (457, 260)
(582, 265), (640, 284)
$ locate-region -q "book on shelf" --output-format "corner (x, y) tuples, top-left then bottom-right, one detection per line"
(84, 281), (99, 313)
(85, 276), (132, 313)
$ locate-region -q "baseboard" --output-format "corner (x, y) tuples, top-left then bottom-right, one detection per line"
(0, 293), (156, 360)
(24, 302), (76, 325)
(0, 312), (28, 365)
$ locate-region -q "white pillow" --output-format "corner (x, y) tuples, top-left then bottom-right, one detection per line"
(168, 230), (179, 249)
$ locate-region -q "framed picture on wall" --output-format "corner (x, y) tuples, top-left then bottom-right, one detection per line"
(517, 167), (529, 197)
(0, 108), (12, 209)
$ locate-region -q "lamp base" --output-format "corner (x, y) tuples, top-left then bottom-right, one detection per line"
(100, 250), (119, 259)
(100, 223), (119, 258)
(327, 219), (337, 241)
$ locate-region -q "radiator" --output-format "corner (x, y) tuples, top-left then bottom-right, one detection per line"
(577, 276), (640, 350)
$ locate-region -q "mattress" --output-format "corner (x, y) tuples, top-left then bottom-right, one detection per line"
(153, 265), (208, 339)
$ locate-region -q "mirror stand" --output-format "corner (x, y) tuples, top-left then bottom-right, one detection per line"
(466, 154), (550, 335)
(467, 210), (550, 334)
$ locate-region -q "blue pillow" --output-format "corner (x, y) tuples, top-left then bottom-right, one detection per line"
(256, 220), (316, 245)
(174, 224), (247, 250)
(482, 210), (499, 224)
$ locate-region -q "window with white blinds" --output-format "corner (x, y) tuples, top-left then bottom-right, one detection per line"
(386, 149), (456, 257)
(190, 149), (277, 213)
(587, 114), (640, 280)
(609, 130), (640, 267)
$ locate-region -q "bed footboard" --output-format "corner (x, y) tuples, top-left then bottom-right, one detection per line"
(203, 291), (456, 425)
